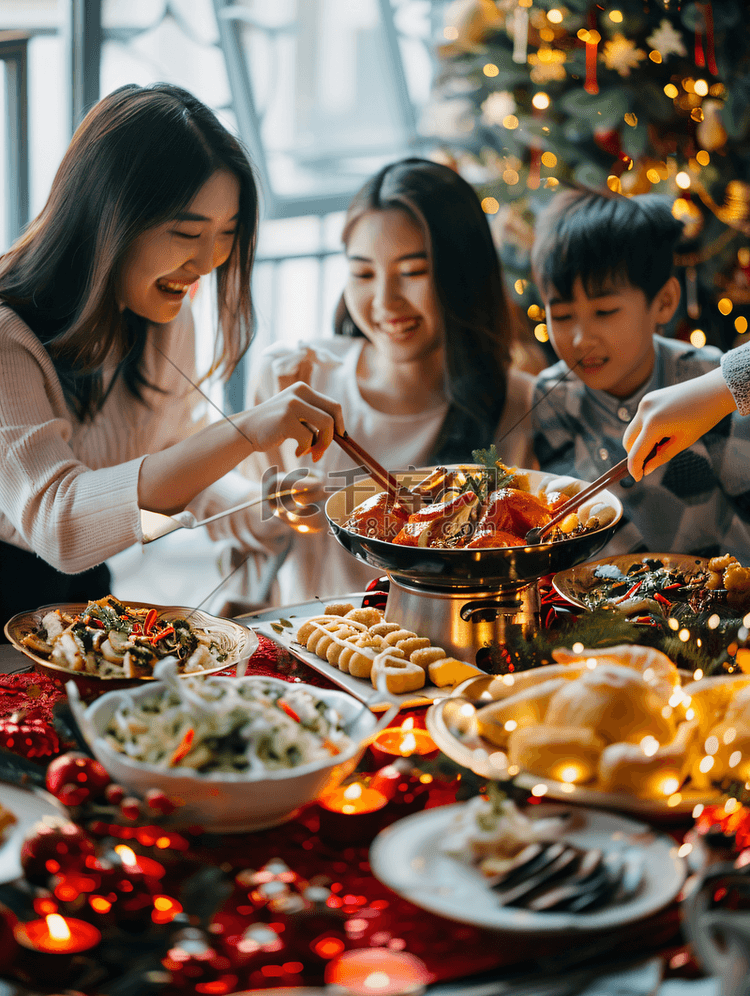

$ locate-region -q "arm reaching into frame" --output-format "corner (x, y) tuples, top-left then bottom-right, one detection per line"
(138, 381), (345, 516)
(623, 367), (737, 482)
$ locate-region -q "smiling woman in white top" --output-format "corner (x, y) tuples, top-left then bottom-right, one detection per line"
(0, 83), (345, 629)
(241, 158), (536, 605)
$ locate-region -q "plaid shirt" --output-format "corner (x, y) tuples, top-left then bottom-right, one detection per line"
(532, 335), (750, 560)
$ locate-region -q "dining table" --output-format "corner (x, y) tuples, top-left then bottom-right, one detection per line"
(0, 587), (729, 996)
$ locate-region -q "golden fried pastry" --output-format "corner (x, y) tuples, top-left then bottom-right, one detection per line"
(297, 615), (337, 645)
(598, 720), (698, 798)
(324, 603), (355, 617)
(371, 649), (426, 695)
(551, 644), (679, 699)
(545, 664), (676, 745)
(345, 606), (385, 627)
(394, 636), (431, 658)
(369, 621), (402, 638)
(475, 678), (569, 747)
(307, 619), (366, 658)
(508, 725), (605, 784)
(323, 626), (360, 666)
(427, 657), (483, 688)
(383, 629), (418, 647)
(681, 674), (750, 736)
(410, 647), (447, 671)
(345, 635), (386, 679)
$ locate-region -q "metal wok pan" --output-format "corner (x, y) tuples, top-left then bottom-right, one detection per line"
(325, 467), (623, 589)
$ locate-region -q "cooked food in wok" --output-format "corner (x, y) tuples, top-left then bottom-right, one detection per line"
(345, 458), (616, 550)
(20, 595), (229, 679)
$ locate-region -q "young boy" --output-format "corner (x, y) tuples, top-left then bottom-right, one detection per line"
(530, 188), (750, 560)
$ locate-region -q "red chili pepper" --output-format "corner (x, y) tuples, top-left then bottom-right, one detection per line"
(279, 701), (300, 723)
(89, 618), (105, 629)
(322, 738), (340, 756)
(150, 625), (175, 644)
(169, 729), (194, 766)
(131, 624), (142, 635)
(143, 609), (158, 636)
(653, 592), (672, 609)
(663, 582), (683, 590)
(616, 579), (643, 603)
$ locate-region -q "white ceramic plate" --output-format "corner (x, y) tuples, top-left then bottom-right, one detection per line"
(370, 802), (686, 934)
(425, 676), (723, 820)
(0, 783), (65, 884)
(256, 617), (455, 711)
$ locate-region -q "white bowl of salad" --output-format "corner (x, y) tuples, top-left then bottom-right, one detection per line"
(69, 666), (379, 832)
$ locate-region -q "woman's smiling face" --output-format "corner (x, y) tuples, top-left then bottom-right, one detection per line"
(117, 169), (240, 324)
(544, 275), (679, 399)
(343, 208), (443, 365)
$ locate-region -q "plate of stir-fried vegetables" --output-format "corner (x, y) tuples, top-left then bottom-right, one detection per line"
(4, 595), (257, 689)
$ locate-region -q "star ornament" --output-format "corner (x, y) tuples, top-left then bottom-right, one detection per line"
(602, 33), (647, 77)
(646, 19), (687, 60)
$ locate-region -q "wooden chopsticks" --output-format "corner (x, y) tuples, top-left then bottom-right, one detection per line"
(333, 431), (422, 511)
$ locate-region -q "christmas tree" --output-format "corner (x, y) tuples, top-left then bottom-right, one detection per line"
(422, 0), (750, 352)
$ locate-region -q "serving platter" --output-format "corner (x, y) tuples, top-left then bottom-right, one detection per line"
(552, 553), (710, 612)
(425, 673), (723, 820)
(4, 602), (257, 695)
(255, 617), (455, 711)
(370, 801), (686, 933)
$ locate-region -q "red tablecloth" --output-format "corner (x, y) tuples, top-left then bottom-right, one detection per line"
(0, 594), (687, 992)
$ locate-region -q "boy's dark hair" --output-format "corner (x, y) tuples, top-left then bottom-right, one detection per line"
(531, 188), (684, 303)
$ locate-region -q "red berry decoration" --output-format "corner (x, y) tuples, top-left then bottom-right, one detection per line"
(104, 783), (126, 805)
(56, 783), (91, 807)
(144, 789), (176, 815)
(20, 816), (96, 884)
(120, 797), (142, 822)
(46, 752), (110, 802)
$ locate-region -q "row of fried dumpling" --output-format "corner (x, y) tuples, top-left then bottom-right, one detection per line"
(295, 603), (482, 695)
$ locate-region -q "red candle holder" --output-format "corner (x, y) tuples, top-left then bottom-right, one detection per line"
(318, 780), (389, 845)
(12, 914), (100, 985)
(326, 947), (430, 995)
(369, 719), (438, 769)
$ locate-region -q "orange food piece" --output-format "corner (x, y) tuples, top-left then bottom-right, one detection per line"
(346, 492), (409, 541)
(466, 529), (523, 549)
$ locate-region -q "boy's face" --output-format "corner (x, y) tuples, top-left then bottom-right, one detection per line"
(544, 276), (678, 399)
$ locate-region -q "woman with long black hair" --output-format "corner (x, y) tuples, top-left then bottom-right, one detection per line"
(242, 157), (536, 604)
(0, 83), (343, 627)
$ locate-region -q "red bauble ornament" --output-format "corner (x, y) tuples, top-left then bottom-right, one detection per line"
(593, 127), (622, 157)
(20, 817), (96, 885)
(46, 752), (110, 804)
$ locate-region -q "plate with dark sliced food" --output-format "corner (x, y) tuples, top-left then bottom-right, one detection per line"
(552, 553), (750, 619)
(369, 796), (685, 933)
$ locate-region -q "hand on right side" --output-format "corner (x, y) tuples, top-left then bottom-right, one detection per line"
(623, 368), (736, 482)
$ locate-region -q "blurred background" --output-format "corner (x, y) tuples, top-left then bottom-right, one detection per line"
(2, 0), (749, 605)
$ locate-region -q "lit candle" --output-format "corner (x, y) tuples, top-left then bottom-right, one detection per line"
(370, 717), (438, 768)
(318, 780), (389, 845)
(113, 844), (165, 880)
(14, 913), (100, 954)
(326, 947), (430, 996)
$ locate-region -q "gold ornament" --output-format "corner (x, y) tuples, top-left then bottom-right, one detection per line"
(696, 100), (727, 152)
(672, 197), (704, 241)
